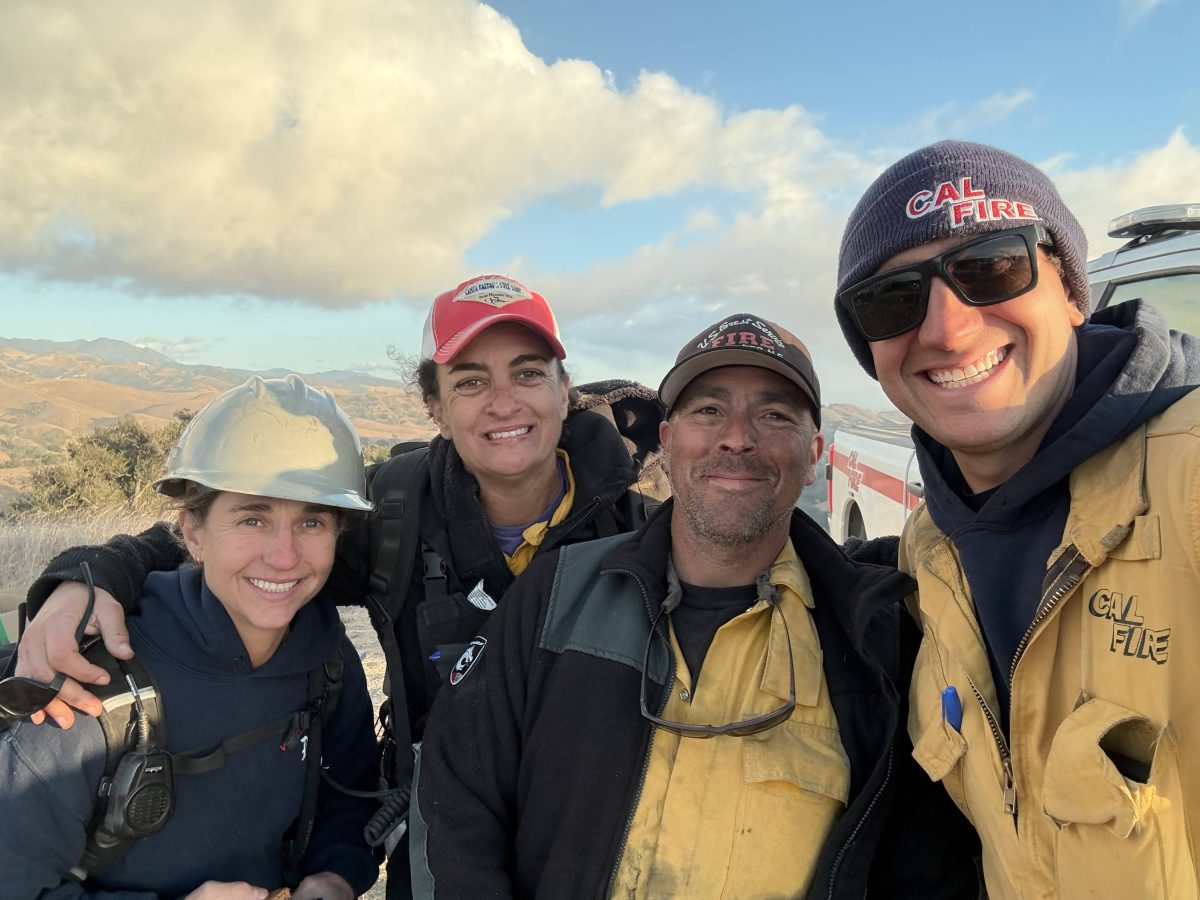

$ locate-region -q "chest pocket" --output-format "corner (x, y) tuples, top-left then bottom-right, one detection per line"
(728, 720), (850, 895)
(1042, 697), (1197, 900)
(909, 636), (971, 817)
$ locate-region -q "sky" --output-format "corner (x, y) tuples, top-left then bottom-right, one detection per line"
(2, 0), (1199, 408)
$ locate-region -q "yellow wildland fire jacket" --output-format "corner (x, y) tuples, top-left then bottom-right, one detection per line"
(905, 388), (1200, 900)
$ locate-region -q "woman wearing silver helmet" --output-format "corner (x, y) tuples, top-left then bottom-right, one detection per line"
(0, 376), (379, 900)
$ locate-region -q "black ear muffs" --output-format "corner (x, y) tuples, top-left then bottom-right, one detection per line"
(100, 747), (174, 840)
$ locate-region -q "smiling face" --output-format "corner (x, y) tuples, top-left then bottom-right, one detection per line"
(180, 491), (339, 665)
(868, 233), (1084, 491)
(425, 321), (570, 494)
(662, 366), (822, 551)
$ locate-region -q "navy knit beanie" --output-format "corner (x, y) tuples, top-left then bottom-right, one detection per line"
(835, 140), (1090, 378)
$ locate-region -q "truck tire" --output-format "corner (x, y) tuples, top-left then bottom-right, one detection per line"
(847, 504), (867, 541)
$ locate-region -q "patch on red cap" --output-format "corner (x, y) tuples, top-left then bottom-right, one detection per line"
(451, 276), (534, 307)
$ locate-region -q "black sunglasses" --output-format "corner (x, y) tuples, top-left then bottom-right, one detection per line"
(838, 224), (1053, 342)
(639, 579), (796, 738)
(0, 562), (96, 720)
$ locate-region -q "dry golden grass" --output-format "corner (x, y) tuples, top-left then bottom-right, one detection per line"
(0, 511), (164, 593)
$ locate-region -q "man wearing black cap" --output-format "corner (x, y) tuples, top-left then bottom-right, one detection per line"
(836, 140), (1200, 898)
(410, 313), (979, 898)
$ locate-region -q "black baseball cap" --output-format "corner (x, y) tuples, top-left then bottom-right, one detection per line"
(658, 313), (821, 427)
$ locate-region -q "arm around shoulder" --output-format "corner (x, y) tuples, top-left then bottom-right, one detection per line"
(27, 522), (185, 618)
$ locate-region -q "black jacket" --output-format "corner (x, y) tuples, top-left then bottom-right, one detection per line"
(411, 502), (981, 899)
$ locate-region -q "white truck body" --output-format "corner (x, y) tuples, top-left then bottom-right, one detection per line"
(826, 424), (922, 542)
(825, 204), (1200, 540)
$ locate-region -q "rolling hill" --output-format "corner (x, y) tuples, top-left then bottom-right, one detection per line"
(0, 337), (436, 510)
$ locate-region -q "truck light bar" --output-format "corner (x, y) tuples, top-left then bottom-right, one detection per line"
(1108, 204), (1200, 239)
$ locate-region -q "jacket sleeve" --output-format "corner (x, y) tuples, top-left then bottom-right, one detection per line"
(842, 534), (900, 569)
(301, 636), (381, 897)
(409, 554), (554, 898)
(0, 722), (158, 900)
(25, 522), (185, 617)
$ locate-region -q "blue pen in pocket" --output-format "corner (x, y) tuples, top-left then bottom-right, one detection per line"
(941, 685), (963, 732)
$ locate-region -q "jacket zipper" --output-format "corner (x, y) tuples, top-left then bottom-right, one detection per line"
(824, 595), (905, 899)
(604, 567), (673, 899)
(971, 544), (1089, 819)
(966, 677), (1016, 816)
(825, 747), (894, 900)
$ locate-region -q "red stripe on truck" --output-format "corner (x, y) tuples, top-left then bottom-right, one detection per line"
(830, 447), (920, 510)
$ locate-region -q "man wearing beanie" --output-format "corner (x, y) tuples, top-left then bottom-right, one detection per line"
(412, 313), (979, 898)
(836, 139), (1200, 898)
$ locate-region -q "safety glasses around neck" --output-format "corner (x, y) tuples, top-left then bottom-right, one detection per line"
(638, 592), (796, 738)
(838, 223), (1054, 342)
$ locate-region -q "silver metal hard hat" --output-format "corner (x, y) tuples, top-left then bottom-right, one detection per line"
(154, 374), (373, 512)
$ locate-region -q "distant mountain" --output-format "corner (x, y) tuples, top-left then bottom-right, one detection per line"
(822, 403), (909, 431)
(0, 337), (435, 509)
(0, 337), (177, 367)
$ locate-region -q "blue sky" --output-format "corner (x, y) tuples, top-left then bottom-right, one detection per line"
(2, 0), (1198, 407)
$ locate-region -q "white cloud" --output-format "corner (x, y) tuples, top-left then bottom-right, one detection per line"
(133, 335), (214, 362)
(0, 0), (845, 308)
(902, 89), (1036, 144)
(1120, 0), (1173, 26)
(1044, 129), (1200, 256)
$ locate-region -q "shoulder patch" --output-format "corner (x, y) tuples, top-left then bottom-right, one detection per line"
(449, 636), (487, 686)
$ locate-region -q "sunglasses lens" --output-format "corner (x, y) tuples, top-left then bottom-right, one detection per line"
(0, 677), (61, 718)
(946, 233), (1033, 303)
(847, 270), (925, 340)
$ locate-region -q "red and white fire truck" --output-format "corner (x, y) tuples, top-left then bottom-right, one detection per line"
(827, 204), (1200, 541)
(826, 424), (923, 542)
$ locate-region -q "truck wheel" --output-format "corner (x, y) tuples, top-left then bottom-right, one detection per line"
(847, 505), (867, 541)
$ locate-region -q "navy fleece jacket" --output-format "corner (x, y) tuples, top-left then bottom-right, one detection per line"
(915, 299), (1200, 725)
(0, 566), (379, 899)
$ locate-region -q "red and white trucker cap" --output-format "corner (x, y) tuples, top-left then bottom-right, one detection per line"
(420, 275), (566, 364)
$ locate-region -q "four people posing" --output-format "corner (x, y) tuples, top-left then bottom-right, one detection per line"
(10, 140), (1200, 897)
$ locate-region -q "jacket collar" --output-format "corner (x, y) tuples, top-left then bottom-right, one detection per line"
(603, 501), (916, 658)
(907, 405), (1154, 570)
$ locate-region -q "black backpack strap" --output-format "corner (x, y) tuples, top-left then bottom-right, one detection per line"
(359, 444), (432, 849)
(281, 639), (345, 887)
(364, 446), (428, 733)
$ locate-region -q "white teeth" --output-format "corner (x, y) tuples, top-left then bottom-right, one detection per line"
(928, 347), (1007, 389)
(487, 426), (531, 440)
(249, 578), (299, 593)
